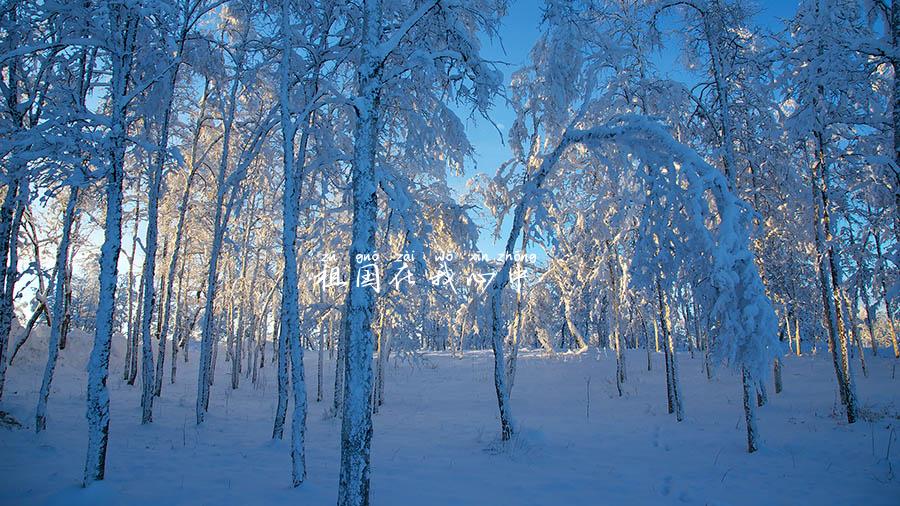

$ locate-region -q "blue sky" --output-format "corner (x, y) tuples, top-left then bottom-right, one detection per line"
(456, 0), (801, 257)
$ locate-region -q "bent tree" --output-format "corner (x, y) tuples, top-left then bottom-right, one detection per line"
(487, 115), (780, 453)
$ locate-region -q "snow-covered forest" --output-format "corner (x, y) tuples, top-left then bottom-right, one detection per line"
(0, 0), (898, 504)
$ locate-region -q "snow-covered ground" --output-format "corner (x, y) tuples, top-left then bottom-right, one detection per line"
(1, 326), (898, 505)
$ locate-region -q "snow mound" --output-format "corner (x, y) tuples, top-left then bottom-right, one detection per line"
(43, 482), (119, 506)
(5, 321), (125, 394)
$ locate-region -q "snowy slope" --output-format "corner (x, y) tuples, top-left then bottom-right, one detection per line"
(0, 326), (898, 505)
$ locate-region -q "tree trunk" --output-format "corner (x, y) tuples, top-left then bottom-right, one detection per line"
(741, 367), (759, 453)
(277, 1), (312, 482)
(338, 24), (381, 503)
(0, 180), (25, 400)
(129, 292), (140, 385)
(0, 181), (20, 395)
(667, 318), (684, 422)
(35, 186), (78, 432)
(59, 245), (74, 350)
(657, 280), (674, 415)
(157, 163), (197, 390)
(756, 380), (767, 407)
(773, 358), (783, 394)
(124, 178), (141, 384)
(317, 317), (327, 402)
(333, 316), (345, 415)
(85, 8), (135, 484)
(641, 313), (651, 371)
(891, 0), (900, 251)
(812, 129), (857, 423)
(196, 35), (247, 424)
(874, 230), (899, 358)
(845, 290), (868, 377)
(607, 248), (626, 396)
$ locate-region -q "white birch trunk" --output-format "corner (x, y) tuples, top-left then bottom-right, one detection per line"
(124, 180), (140, 384)
(196, 64), (240, 424)
(35, 186), (78, 432)
(85, 6), (136, 483)
(337, 111), (378, 500)
(0, 178), (24, 400)
(276, 0), (308, 482)
(339, 4), (382, 502)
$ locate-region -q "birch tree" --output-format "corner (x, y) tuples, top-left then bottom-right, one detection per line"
(338, 1), (504, 503)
